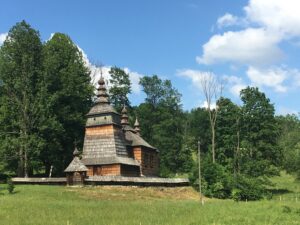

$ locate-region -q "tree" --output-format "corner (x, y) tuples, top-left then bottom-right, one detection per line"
(41, 33), (93, 175)
(139, 75), (168, 107)
(0, 21), (43, 177)
(136, 75), (191, 175)
(187, 108), (211, 154)
(276, 114), (300, 177)
(199, 72), (222, 163)
(240, 87), (281, 177)
(216, 97), (241, 173)
(108, 66), (131, 111)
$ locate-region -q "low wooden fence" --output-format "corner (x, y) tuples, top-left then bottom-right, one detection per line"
(12, 176), (189, 187)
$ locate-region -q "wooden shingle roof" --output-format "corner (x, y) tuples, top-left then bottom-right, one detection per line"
(81, 156), (140, 166)
(124, 126), (157, 151)
(64, 157), (88, 172)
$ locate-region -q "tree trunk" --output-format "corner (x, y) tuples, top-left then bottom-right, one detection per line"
(211, 124), (216, 163)
(17, 147), (24, 177)
(24, 148), (28, 178)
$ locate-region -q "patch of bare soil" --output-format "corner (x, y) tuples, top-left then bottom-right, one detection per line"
(67, 186), (203, 201)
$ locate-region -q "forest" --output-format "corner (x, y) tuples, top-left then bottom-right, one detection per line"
(1, 21), (300, 201)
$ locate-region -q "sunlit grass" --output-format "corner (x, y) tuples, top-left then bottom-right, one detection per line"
(0, 173), (299, 225)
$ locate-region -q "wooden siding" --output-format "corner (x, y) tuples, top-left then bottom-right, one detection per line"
(133, 147), (142, 161)
(87, 164), (121, 176)
(85, 124), (114, 136)
(141, 148), (159, 176)
(121, 165), (140, 177)
(101, 164), (121, 176)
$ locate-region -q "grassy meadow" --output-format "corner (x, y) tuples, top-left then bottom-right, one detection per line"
(0, 173), (300, 225)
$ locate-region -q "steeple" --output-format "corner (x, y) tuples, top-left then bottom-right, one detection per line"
(95, 75), (110, 104)
(134, 117), (141, 136)
(86, 74), (118, 117)
(121, 105), (129, 126)
(73, 147), (80, 157)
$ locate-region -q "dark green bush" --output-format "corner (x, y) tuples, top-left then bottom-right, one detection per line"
(231, 175), (265, 201)
(189, 159), (271, 201)
(6, 177), (14, 194)
(189, 161), (233, 199)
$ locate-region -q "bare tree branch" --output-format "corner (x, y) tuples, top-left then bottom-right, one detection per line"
(199, 72), (222, 163)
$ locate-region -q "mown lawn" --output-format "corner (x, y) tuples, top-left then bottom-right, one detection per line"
(0, 173), (299, 225)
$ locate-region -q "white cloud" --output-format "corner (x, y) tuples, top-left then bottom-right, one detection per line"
(177, 69), (214, 90)
(46, 33), (55, 42)
(217, 13), (239, 28)
(197, 28), (282, 66)
(124, 68), (142, 94)
(201, 100), (216, 109)
(0, 33), (8, 45)
(245, 0), (300, 37)
(77, 45), (142, 94)
(223, 75), (247, 97)
(198, 0), (300, 67)
(277, 106), (298, 115)
(246, 66), (291, 92)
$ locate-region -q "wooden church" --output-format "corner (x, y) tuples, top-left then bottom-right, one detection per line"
(65, 76), (159, 181)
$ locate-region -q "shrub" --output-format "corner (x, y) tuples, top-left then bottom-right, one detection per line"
(282, 206), (292, 213)
(231, 175), (265, 201)
(189, 161), (233, 199)
(6, 177), (14, 194)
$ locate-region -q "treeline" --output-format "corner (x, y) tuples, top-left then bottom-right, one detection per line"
(1, 21), (300, 200)
(0, 21), (94, 177)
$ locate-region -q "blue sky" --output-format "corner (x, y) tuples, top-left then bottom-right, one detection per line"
(1, 0), (300, 114)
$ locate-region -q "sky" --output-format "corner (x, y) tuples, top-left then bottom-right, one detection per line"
(1, 0), (300, 115)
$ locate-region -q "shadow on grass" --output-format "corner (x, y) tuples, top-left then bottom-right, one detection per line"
(10, 190), (20, 194)
(268, 188), (293, 195)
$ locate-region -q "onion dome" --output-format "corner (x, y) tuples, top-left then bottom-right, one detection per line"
(134, 117), (141, 136)
(121, 105), (129, 126)
(73, 147), (80, 157)
(95, 75), (110, 104)
(87, 75), (118, 116)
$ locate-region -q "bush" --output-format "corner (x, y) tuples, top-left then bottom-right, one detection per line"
(189, 161), (233, 199)
(231, 175), (265, 201)
(6, 177), (14, 194)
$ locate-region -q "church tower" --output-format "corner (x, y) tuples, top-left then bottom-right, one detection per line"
(65, 75), (159, 178)
(81, 76), (140, 176)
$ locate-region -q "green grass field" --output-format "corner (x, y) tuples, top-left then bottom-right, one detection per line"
(0, 173), (299, 225)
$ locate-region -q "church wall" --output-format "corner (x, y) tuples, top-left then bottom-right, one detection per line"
(133, 147), (142, 161)
(121, 165), (140, 177)
(85, 124), (114, 136)
(86, 164), (121, 176)
(141, 149), (159, 176)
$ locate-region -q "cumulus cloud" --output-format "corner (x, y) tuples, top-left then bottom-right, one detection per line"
(197, 28), (282, 66)
(124, 68), (142, 94)
(196, 0), (300, 95)
(77, 45), (142, 94)
(246, 66), (300, 92)
(245, 0), (300, 37)
(177, 69), (214, 90)
(198, 0), (300, 66)
(0, 33), (8, 45)
(217, 13), (239, 28)
(223, 75), (247, 97)
(200, 100), (217, 109)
